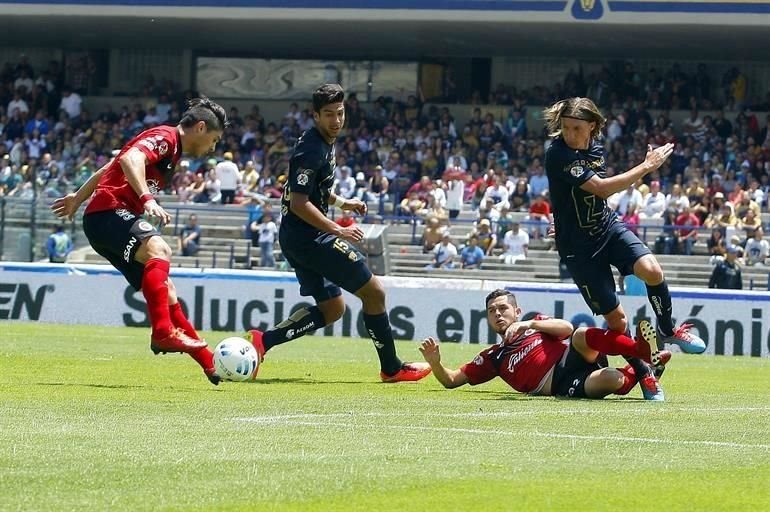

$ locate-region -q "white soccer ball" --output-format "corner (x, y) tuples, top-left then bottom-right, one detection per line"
(213, 337), (259, 382)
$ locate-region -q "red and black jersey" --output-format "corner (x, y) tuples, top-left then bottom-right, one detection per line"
(86, 125), (181, 215)
(460, 314), (569, 394)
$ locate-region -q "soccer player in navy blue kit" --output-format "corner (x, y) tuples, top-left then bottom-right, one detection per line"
(543, 97), (706, 400)
(247, 84), (431, 383)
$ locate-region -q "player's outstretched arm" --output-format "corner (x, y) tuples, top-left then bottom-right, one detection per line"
(580, 143), (674, 199)
(51, 160), (111, 220)
(419, 337), (469, 389)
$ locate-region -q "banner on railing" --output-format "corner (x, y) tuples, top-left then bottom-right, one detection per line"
(1, 263), (769, 357)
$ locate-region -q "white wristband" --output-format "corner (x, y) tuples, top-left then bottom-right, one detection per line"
(332, 196), (346, 208)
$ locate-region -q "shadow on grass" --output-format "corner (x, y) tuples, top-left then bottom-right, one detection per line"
(246, 377), (373, 385)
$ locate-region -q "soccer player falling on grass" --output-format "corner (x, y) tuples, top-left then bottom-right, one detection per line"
(51, 98), (226, 385)
(420, 289), (670, 400)
(542, 97), (706, 399)
(246, 84), (431, 383)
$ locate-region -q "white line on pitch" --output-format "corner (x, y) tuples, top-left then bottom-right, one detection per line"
(232, 418), (770, 451)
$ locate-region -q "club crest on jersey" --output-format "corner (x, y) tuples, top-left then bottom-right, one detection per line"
(473, 355), (484, 366)
(569, 165), (584, 178)
(297, 169), (312, 186)
(157, 141), (169, 156)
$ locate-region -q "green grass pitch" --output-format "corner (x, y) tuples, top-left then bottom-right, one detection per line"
(1, 323), (769, 511)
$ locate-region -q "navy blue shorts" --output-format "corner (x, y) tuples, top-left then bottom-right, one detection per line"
(279, 229), (372, 303)
(83, 209), (161, 290)
(551, 344), (604, 398)
(564, 226), (651, 315)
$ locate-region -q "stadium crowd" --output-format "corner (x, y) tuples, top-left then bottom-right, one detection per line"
(1, 56), (769, 271)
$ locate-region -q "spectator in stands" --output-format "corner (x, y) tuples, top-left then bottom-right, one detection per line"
(707, 228), (727, 265)
(215, 151), (241, 205)
(675, 205), (700, 256)
(613, 183), (643, 217)
(422, 216), (445, 254)
(501, 221), (529, 265)
(333, 165), (355, 199)
(508, 178), (530, 212)
(744, 227), (769, 266)
(460, 235), (485, 270)
(527, 161), (549, 198)
(709, 245), (742, 289)
(178, 214), (201, 257)
(240, 160), (259, 199)
(654, 209), (679, 255)
(665, 184), (689, 213)
(640, 180), (666, 219)
(739, 208), (762, 239)
(46, 224), (72, 263)
(471, 218), (497, 256)
(443, 166), (465, 220)
(621, 203), (641, 236)
(58, 86), (81, 119)
(426, 232), (457, 269)
(188, 172), (207, 203)
(204, 168), (222, 204)
(735, 192), (761, 220)
(250, 208), (278, 268)
(525, 192), (551, 240)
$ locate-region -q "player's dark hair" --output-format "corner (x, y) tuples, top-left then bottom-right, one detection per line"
(312, 84), (345, 113)
(180, 97), (228, 132)
(543, 97), (606, 139)
(485, 289), (517, 309)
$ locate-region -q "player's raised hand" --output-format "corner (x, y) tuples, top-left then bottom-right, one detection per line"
(503, 321), (533, 345)
(644, 143), (674, 171)
(343, 198), (368, 216)
(419, 337), (442, 365)
(338, 224), (364, 243)
(143, 199), (171, 227)
(51, 193), (80, 221)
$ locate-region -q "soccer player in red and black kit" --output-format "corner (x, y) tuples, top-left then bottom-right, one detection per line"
(51, 98), (227, 385)
(542, 97), (707, 398)
(419, 289), (671, 400)
(246, 84), (431, 382)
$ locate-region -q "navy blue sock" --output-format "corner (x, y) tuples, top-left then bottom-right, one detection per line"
(363, 312), (402, 375)
(646, 280), (674, 337)
(263, 306), (327, 351)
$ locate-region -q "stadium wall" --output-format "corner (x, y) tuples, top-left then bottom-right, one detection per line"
(1, 0), (769, 23)
(1, 263), (769, 357)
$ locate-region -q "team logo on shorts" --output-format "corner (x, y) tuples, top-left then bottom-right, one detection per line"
(158, 141), (169, 156)
(348, 252), (358, 262)
(569, 165), (584, 178)
(137, 221), (154, 232)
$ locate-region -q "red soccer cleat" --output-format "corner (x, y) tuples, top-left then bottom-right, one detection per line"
(204, 367), (221, 386)
(150, 328), (207, 355)
(635, 320), (671, 367)
(246, 329), (266, 362)
(639, 374), (665, 401)
(380, 362), (432, 383)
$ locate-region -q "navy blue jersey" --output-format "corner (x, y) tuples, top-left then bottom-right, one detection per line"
(281, 128), (336, 237)
(545, 137), (619, 258)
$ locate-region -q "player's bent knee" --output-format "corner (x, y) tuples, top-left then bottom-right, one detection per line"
(141, 236), (171, 261)
(318, 298), (345, 324)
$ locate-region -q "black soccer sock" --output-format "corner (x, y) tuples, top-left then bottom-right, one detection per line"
(363, 312), (402, 375)
(646, 280), (675, 338)
(263, 306), (327, 351)
(623, 355), (652, 380)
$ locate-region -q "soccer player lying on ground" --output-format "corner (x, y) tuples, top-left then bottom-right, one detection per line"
(419, 289), (671, 400)
(542, 97), (706, 371)
(246, 84), (431, 383)
(51, 97), (226, 385)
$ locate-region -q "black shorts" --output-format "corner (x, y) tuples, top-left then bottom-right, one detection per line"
(564, 226), (651, 315)
(551, 344), (604, 399)
(279, 228), (372, 303)
(83, 209), (161, 290)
